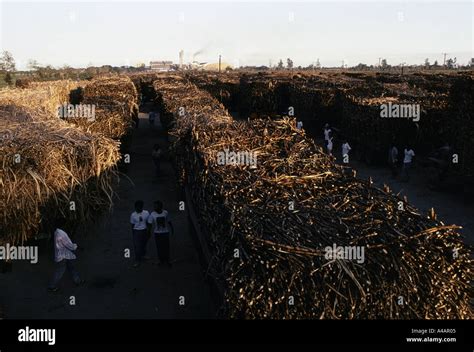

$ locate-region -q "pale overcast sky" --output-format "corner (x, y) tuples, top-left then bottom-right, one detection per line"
(0, 0), (472, 69)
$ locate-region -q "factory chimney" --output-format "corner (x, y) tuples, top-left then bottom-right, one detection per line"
(179, 50), (184, 68)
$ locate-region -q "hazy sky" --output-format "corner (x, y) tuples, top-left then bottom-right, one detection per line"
(1, 0), (472, 69)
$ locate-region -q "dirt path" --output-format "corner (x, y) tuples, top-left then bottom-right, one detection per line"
(0, 113), (215, 319)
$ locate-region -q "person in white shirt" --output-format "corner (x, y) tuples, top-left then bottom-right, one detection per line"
(130, 200), (150, 267)
(147, 200), (174, 267)
(323, 123), (332, 150)
(48, 218), (84, 291)
(341, 140), (351, 162)
(296, 121), (303, 130)
(327, 136), (333, 156)
(402, 146), (415, 181)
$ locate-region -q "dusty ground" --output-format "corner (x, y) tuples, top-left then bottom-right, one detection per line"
(0, 113), (215, 319)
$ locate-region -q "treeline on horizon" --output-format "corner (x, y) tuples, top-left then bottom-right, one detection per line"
(1, 52), (473, 88)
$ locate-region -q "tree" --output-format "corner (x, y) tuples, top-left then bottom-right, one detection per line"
(0, 51), (16, 72)
(27, 59), (40, 71)
(37, 65), (55, 79)
(381, 59), (388, 69)
(433, 60), (439, 67)
(58, 64), (74, 79)
(85, 66), (99, 79)
(446, 57), (457, 69)
(277, 59), (284, 70)
(4, 72), (13, 86)
(424, 58), (430, 68)
(354, 63), (369, 70)
(287, 58), (294, 69)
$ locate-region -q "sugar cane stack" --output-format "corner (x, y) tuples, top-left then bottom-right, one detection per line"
(65, 75), (139, 140)
(0, 76), (141, 245)
(153, 76), (472, 319)
(191, 71), (474, 176)
(0, 104), (120, 245)
(0, 80), (80, 117)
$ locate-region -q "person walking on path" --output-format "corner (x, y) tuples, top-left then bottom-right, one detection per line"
(148, 111), (156, 127)
(152, 144), (162, 177)
(327, 136), (334, 156)
(323, 123), (332, 150)
(147, 200), (174, 267)
(341, 140), (351, 163)
(48, 219), (84, 292)
(130, 200), (150, 267)
(388, 144), (399, 177)
(401, 146), (415, 182)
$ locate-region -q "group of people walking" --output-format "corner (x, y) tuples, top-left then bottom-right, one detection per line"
(388, 144), (415, 182)
(322, 122), (416, 181)
(48, 199), (174, 291)
(48, 199), (174, 290)
(47, 108), (172, 290)
(130, 200), (174, 267)
(323, 123), (352, 161)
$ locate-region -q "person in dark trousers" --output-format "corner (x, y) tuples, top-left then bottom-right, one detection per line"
(48, 218), (84, 292)
(151, 144), (162, 176)
(401, 145), (415, 182)
(148, 111), (155, 126)
(130, 200), (150, 267)
(147, 200), (174, 267)
(388, 143), (399, 177)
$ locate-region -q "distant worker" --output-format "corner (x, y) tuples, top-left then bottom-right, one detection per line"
(152, 144), (162, 176)
(148, 111), (155, 126)
(130, 200), (150, 267)
(323, 123), (332, 150)
(388, 144), (399, 177)
(296, 121), (303, 130)
(48, 218), (84, 292)
(147, 200), (174, 267)
(327, 136), (334, 156)
(401, 146), (415, 182)
(341, 140), (351, 162)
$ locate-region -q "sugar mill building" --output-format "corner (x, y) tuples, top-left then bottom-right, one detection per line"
(150, 61), (173, 71)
